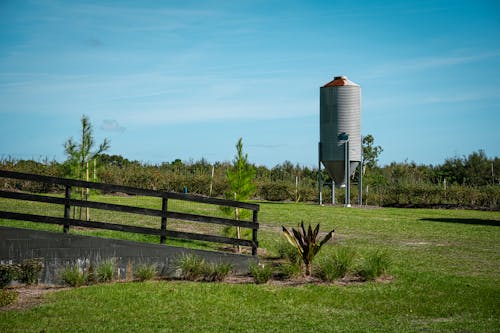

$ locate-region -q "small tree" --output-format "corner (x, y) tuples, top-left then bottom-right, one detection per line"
(64, 115), (110, 220)
(224, 138), (255, 252)
(362, 134), (383, 170)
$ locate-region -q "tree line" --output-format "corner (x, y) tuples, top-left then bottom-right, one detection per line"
(0, 115), (498, 209)
(1, 148), (498, 210)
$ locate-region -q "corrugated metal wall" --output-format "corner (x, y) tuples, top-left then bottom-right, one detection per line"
(319, 76), (361, 185)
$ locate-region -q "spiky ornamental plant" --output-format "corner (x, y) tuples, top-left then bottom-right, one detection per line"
(282, 222), (335, 276)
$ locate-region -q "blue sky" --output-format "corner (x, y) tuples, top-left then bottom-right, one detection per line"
(1, 0), (499, 167)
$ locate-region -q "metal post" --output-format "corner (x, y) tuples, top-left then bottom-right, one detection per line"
(332, 181), (335, 205)
(358, 156), (363, 206)
(318, 142), (323, 205)
(346, 140), (351, 207)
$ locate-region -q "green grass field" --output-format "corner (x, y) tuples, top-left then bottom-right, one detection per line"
(1, 195), (499, 332)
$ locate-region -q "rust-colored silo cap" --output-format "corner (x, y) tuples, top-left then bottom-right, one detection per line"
(322, 76), (359, 87)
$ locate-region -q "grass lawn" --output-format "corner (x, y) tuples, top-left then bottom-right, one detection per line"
(1, 195), (499, 332)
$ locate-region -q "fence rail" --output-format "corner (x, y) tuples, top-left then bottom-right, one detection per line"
(0, 170), (259, 255)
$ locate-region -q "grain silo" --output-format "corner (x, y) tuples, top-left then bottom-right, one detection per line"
(319, 76), (362, 205)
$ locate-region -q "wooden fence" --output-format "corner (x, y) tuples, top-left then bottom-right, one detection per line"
(0, 170), (259, 255)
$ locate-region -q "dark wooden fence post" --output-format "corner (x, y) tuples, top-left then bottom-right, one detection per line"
(252, 210), (258, 256)
(160, 197), (168, 244)
(63, 185), (71, 233)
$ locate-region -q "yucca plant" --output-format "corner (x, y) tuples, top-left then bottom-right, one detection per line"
(282, 221), (335, 276)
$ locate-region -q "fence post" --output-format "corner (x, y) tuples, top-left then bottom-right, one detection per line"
(160, 197), (168, 244)
(63, 185), (71, 233)
(252, 210), (258, 256)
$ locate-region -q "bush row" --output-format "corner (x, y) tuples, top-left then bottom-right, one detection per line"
(1, 159), (498, 210)
(0, 259), (44, 288)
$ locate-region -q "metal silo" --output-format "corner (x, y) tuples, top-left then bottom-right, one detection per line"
(319, 76), (361, 202)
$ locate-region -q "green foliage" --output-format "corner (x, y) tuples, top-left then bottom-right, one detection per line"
(282, 222), (334, 275)
(63, 114), (110, 179)
(315, 246), (356, 281)
(225, 138), (256, 202)
(0, 289), (18, 307)
(274, 238), (301, 265)
(277, 262), (302, 279)
(96, 260), (115, 283)
(176, 254), (233, 282)
(249, 262), (273, 284)
(85, 264), (97, 285)
(203, 262), (233, 282)
(0, 264), (21, 288)
(0, 204), (499, 332)
(2, 138), (498, 209)
(19, 259), (44, 285)
(134, 264), (158, 282)
(61, 265), (86, 287)
(258, 181), (293, 201)
(177, 253), (206, 281)
(362, 134), (383, 169)
(221, 225), (251, 239)
(0, 260), (43, 287)
(357, 249), (391, 281)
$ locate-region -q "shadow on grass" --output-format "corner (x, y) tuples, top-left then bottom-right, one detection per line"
(420, 218), (500, 227)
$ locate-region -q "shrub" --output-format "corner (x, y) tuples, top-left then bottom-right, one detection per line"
(176, 254), (233, 282)
(258, 181), (293, 201)
(0, 264), (21, 288)
(203, 262), (233, 282)
(316, 247), (356, 281)
(275, 238), (301, 265)
(85, 264), (97, 285)
(19, 259), (43, 285)
(0, 289), (18, 307)
(134, 264), (158, 282)
(357, 249), (391, 280)
(61, 265), (86, 287)
(277, 262), (302, 279)
(249, 262), (272, 284)
(177, 254), (205, 281)
(96, 260), (115, 283)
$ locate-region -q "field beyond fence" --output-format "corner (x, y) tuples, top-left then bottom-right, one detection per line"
(1, 187), (499, 332)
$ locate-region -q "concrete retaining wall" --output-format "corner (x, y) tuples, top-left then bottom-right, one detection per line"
(0, 226), (255, 284)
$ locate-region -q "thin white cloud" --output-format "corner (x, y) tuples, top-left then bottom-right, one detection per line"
(100, 119), (125, 133)
(366, 50), (500, 79)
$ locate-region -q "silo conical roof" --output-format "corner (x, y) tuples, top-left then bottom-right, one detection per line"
(322, 76), (360, 87)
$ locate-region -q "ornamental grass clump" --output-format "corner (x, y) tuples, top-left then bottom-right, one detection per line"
(177, 254), (233, 282)
(203, 262), (233, 282)
(357, 249), (391, 281)
(249, 262), (273, 284)
(61, 265), (86, 287)
(96, 259), (115, 283)
(282, 221), (335, 276)
(134, 264), (158, 282)
(274, 238), (301, 265)
(177, 253), (205, 281)
(316, 246), (356, 281)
